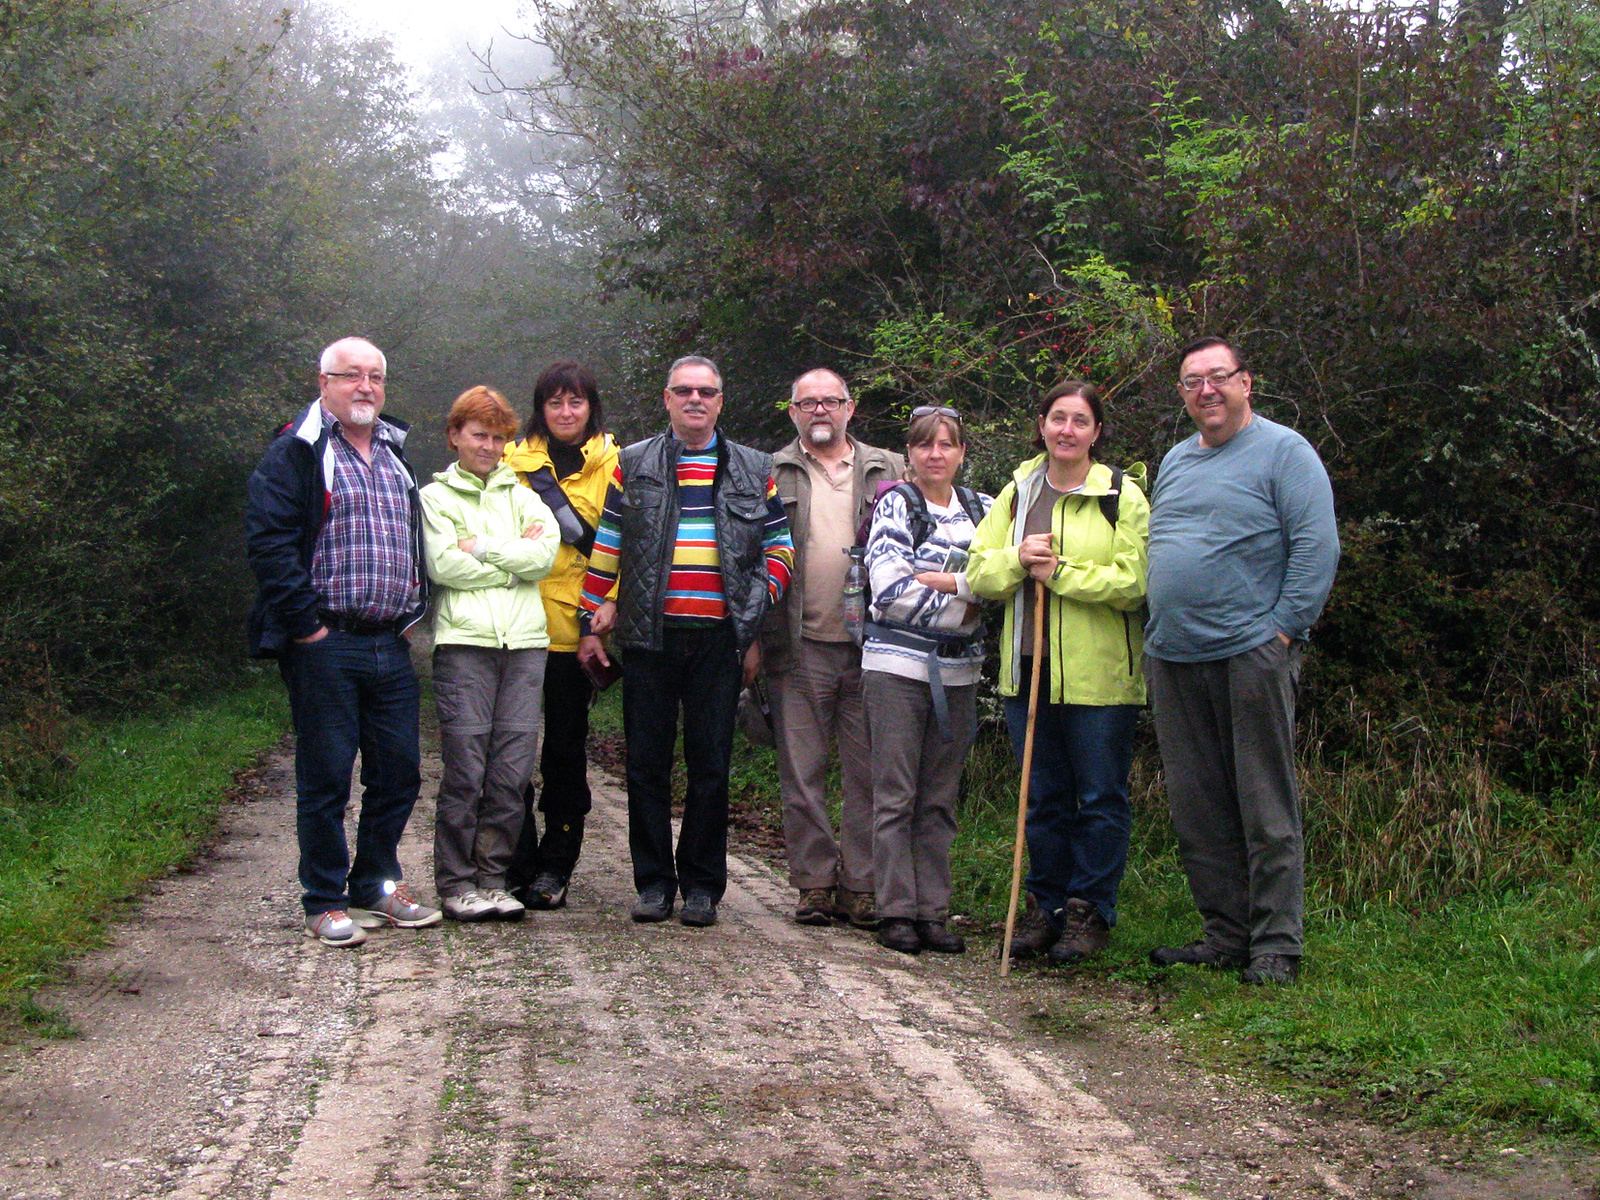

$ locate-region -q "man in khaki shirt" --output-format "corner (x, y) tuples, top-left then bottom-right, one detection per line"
(759, 369), (905, 927)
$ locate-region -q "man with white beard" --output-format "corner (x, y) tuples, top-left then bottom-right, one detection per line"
(246, 336), (441, 948)
(760, 368), (905, 928)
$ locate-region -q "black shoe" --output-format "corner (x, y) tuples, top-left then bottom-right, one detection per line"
(630, 885), (674, 923)
(876, 918), (921, 955)
(1002, 894), (1060, 960)
(914, 919), (966, 954)
(680, 892), (718, 927)
(1048, 898), (1109, 965)
(1149, 940), (1248, 970)
(1241, 953), (1300, 985)
(524, 871), (569, 911)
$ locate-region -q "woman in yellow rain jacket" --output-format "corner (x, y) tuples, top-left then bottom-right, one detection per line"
(501, 362), (620, 911)
(966, 380), (1148, 966)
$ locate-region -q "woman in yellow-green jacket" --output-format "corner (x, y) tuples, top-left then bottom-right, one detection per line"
(422, 386), (560, 922)
(500, 362), (620, 911)
(966, 380), (1149, 966)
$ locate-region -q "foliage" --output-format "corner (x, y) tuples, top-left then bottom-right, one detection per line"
(0, 673), (287, 1034)
(0, 0), (628, 757)
(511, 0), (1600, 789)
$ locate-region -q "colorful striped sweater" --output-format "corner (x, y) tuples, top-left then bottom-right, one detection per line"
(580, 434), (793, 624)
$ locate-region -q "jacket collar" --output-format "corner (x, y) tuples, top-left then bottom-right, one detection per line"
(293, 399), (410, 451)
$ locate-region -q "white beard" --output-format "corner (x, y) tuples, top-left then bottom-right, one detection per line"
(347, 401), (378, 426)
(805, 423), (836, 446)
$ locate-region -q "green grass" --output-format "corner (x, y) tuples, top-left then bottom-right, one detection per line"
(950, 720), (1600, 1143)
(0, 668), (289, 1026)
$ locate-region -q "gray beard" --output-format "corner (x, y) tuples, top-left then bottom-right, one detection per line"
(804, 424), (836, 446)
(347, 402), (378, 426)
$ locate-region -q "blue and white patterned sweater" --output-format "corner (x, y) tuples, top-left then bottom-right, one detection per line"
(861, 486), (992, 685)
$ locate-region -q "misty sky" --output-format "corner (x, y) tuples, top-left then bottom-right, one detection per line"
(334, 0), (532, 68)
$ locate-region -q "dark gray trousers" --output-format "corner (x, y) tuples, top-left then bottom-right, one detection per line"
(1145, 638), (1305, 958)
(432, 644), (547, 897)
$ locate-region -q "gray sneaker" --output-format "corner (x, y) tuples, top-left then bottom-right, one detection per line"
(442, 890), (497, 922)
(483, 888), (526, 921)
(350, 881), (443, 928)
(305, 910), (368, 948)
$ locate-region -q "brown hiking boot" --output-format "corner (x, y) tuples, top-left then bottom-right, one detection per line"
(1002, 893), (1060, 960)
(1047, 898), (1109, 965)
(794, 887), (834, 926)
(833, 887), (879, 930)
(914, 919), (966, 954)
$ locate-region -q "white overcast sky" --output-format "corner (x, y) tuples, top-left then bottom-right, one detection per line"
(332, 0), (533, 69)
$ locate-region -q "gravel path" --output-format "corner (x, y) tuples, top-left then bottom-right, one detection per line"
(0, 743), (1593, 1200)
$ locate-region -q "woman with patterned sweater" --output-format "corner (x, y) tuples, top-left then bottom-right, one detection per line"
(862, 406), (992, 955)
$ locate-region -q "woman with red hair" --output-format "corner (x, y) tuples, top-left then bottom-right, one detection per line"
(421, 386), (560, 921)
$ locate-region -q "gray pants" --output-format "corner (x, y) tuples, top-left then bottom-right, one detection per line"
(863, 670), (977, 922)
(432, 644), (547, 897)
(1145, 638), (1305, 958)
(769, 638), (874, 892)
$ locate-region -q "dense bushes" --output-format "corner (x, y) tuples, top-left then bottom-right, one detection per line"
(513, 0), (1600, 791)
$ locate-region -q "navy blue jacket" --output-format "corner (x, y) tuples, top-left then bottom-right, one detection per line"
(244, 401), (428, 658)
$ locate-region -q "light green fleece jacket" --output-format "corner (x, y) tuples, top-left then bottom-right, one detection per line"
(966, 455), (1149, 705)
(421, 462), (560, 650)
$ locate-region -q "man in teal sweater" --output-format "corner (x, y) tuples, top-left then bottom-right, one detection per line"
(1144, 336), (1340, 985)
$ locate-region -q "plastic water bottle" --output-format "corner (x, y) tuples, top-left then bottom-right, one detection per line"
(842, 547), (868, 644)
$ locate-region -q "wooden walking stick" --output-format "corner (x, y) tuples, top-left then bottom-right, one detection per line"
(1000, 578), (1048, 977)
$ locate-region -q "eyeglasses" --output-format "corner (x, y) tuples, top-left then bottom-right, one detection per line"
(1177, 366), (1245, 394)
(911, 405), (961, 422)
(668, 385), (722, 399)
(793, 396), (847, 412)
(323, 369), (386, 386)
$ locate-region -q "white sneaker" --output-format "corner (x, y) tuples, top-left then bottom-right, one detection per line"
(441, 890), (497, 922)
(483, 888), (526, 921)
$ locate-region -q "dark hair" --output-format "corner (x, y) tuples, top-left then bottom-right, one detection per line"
(1176, 335), (1248, 375)
(523, 361), (604, 443)
(1032, 380), (1106, 456)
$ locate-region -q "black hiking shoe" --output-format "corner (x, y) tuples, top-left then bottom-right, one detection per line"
(680, 892), (718, 928)
(877, 918), (921, 955)
(914, 919), (966, 954)
(523, 872), (569, 911)
(1149, 940), (1248, 970)
(630, 885), (674, 923)
(1241, 953), (1300, 985)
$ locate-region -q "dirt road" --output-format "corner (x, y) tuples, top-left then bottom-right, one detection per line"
(0, 744), (1593, 1200)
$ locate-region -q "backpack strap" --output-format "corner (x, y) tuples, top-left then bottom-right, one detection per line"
(1007, 467), (1122, 527)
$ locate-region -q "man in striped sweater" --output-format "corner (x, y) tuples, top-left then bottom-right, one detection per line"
(578, 356), (793, 928)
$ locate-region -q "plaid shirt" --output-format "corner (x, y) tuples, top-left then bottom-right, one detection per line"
(309, 412), (416, 622)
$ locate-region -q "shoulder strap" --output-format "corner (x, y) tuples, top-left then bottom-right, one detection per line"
(954, 484), (984, 529)
(1099, 465), (1123, 528)
(895, 481), (934, 547)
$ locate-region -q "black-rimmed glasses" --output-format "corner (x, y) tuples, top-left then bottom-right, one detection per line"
(794, 396), (847, 412)
(1177, 366), (1245, 394)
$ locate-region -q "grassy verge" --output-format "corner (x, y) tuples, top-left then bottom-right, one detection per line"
(0, 669), (289, 1035)
(953, 717), (1600, 1144)
(589, 676), (1600, 1143)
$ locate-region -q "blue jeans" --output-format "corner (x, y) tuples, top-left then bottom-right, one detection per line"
(279, 630), (422, 915)
(1004, 662), (1140, 927)
(621, 623), (741, 902)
